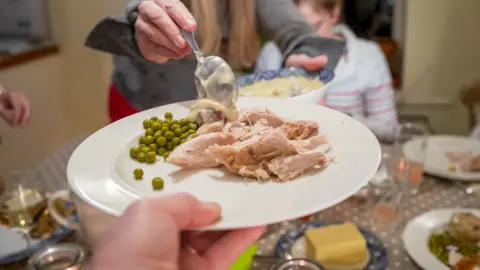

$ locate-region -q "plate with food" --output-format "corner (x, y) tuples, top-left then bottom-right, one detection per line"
(67, 97), (380, 230)
(402, 208), (480, 270)
(237, 67), (334, 102)
(403, 135), (480, 181)
(274, 221), (388, 270)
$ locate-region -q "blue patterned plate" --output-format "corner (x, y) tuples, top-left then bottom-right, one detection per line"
(0, 201), (77, 265)
(275, 220), (388, 270)
(237, 67), (335, 88)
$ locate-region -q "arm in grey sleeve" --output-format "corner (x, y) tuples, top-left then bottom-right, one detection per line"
(84, 0), (144, 60)
(256, 0), (346, 70)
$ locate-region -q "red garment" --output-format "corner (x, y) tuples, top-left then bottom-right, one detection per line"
(108, 84), (139, 122)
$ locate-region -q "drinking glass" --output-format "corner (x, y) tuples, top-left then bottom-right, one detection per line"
(0, 170), (47, 247)
(391, 122), (430, 194)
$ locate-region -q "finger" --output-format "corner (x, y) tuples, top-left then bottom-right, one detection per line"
(183, 231), (228, 253)
(19, 96), (31, 127)
(0, 108), (14, 127)
(139, 1), (187, 49)
(202, 226), (266, 269)
(154, 0), (196, 31)
(8, 94), (22, 127)
(286, 54), (328, 71)
(133, 193), (221, 229)
(136, 32), (183, 63)
(136, 17), (182, 54)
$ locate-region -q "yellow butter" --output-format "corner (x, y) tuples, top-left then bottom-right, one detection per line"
(305, 223), (368, 265)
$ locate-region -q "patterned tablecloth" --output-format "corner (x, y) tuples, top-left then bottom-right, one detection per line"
(2, 137), (479, 270)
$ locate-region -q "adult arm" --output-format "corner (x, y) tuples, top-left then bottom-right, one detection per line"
(356, 44), (398, 142)
(256, 0), (346, 70)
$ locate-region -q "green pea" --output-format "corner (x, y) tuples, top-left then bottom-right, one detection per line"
(182, 125), (190, 133)
(180, 118), (190, 126)
(144, 136), (154, 145)
(161, 126), (170, 133)
(164, 131), (175, 140)
(141, 147), (151, 153)
(166, 142), (173, 151)
(137, 152), (146, 162)
(171, 137), (181, 146)
(152, 177), (164, 190)
(180, 139), (186, 144)
(164, 112), (173, 119)
(157, 147), (166, 156)
(150, 116), (159, 121)
(189, 123), (198, 130)
(138, 144), (147, 149)
(146, 152), (156, 163)
(129, 147), (140, 158)
(149, 144), (158, 152)
(180, 133), (189, 140)
(187, 130), (196, 136)
(163, 151), (170, 159)
(173, 145), (178, 150)
(145, 128), (154, 136)
(174, 128), (183, 137)
(133, 168), (144, 180)
(156, 137), (167, 147)
(171, 124), (181, 131)
(151, 122), (162, 131)
(153, 131), (164, 140)
(143, 119), (151, 129)
(138, 136), (146, 144)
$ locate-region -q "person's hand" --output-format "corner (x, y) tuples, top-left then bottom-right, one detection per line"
(285, 54), (329, 71)
(135, 0), (197, 63)
(0, 91), (31, 128)
(90, 193), (266, 270)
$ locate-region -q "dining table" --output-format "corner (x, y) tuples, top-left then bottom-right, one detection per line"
(2, 137), (479, 270)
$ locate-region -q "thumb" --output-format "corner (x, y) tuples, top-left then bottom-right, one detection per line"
(129, 193), (221, 229)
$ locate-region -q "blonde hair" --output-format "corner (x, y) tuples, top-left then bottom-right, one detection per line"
(190, 0), (259, 69)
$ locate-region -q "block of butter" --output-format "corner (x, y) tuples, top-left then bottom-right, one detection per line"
(305, 223), (368, 266)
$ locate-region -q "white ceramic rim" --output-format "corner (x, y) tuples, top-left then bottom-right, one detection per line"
(67, 97), (381, 230)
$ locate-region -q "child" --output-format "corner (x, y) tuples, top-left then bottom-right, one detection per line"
(256, 0), (398, 142)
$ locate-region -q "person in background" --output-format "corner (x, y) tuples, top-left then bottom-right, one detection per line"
(85, 0), (346, 123)
(255, 0), (398, 142)
(90, 193), (265, 270)
(0, 84), (31, 128)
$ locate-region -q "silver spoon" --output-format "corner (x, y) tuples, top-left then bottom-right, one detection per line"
(181, 30), (238, 108)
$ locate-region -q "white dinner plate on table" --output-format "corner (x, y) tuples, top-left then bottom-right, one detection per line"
(402, 208), (480, 270)
(403, 135), (480, 181)
(67, 97), (381, 230)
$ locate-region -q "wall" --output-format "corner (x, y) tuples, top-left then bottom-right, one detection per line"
(0, 0), (124, 172)
(399, 0), (480, 135)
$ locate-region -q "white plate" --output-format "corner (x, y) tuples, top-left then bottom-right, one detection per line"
(403, 135), (480, 181)
(402, 208), (480, 270)
(67, 97), (381, 230)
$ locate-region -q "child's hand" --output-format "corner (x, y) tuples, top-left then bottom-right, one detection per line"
(0, 91), (31, 128)
(285, 54), (328, 71)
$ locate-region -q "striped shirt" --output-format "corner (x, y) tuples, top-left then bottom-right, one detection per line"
(256, 24), (398, 142)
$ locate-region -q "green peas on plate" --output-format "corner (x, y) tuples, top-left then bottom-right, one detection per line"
(189, 123), (198, 130)
(153, 131), (163, 140)
(156, 137), (167, 147)
(139, 136), (146, 144)
(161, 126), (170, 133)
(138, 144), (147, 149)
(164, 112), (173, 119)
(149, 144), (158, 152)
(145, 128), (154, 136)
(180, 139), (186, 144)
(180, 118), (190, 126)
(143, 120), (151, 129)
(152, 177), (164, 190)
(163, 151), (170, 159)
(133, 168), (144, 180)
(157, 147), (166, 156)
(146, 152), (156, 163)
(164, 131), (175, 140)
(143, 136), (154, 145)
(129, 147), (140, 158)
(141, 146), (151, 153)
(180, 133), (188, 140)
(174, 128), (183, 137)
(171, 137), (181, 146)
(137, 153), (146, 162)
(150, 116), (159, 121)
(151, 122), (162, 131)
(166, 142), (173, 151)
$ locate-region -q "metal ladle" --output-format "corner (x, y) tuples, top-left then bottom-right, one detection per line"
(181, 30), (238, 108)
